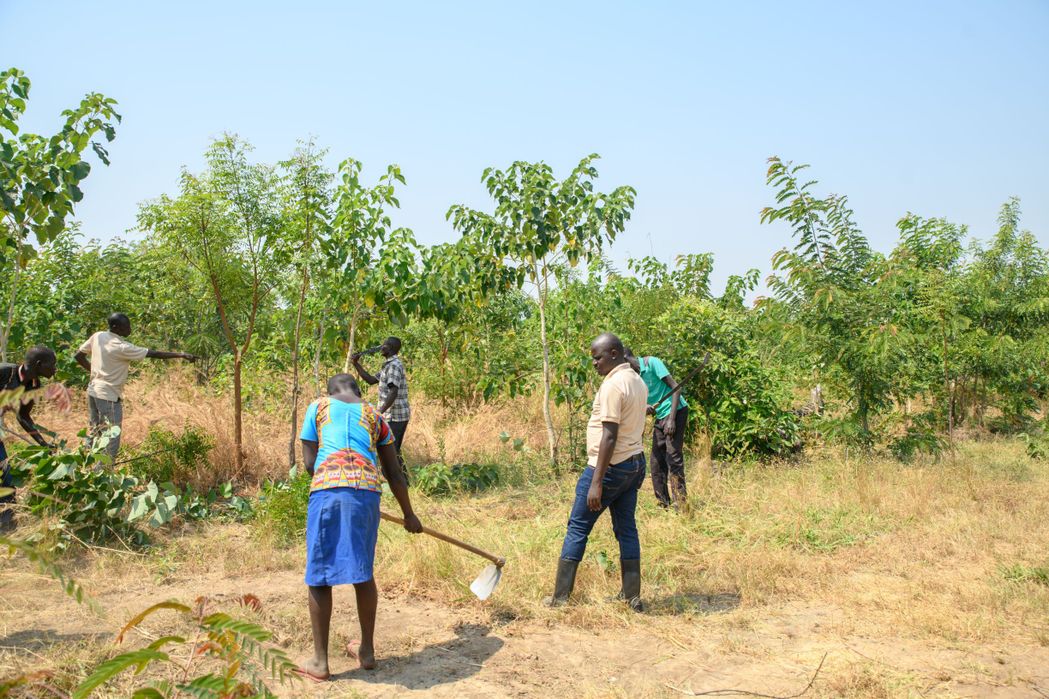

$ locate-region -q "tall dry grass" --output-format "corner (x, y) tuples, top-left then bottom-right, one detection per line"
(34, 366), (288, 485)
(33, 367), (567, 487)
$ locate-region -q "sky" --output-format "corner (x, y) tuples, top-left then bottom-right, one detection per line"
(3, 0), (1048, 294)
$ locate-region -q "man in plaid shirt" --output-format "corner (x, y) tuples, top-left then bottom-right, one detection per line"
(352, 337), (411, 483)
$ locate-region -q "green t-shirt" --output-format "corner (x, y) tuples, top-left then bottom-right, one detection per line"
(639, 356), (687, 421)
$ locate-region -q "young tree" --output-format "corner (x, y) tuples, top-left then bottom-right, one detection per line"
(279, 138), (332, 467)
(447, 155), (635, 466)
(893, 214), (968, 442)
(0, 67), (120, 360)
(320, 158), (416, 372)
(139, 135), (287, 476)
(761, 157), (904, 444)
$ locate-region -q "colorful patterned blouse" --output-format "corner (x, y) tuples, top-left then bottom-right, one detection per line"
(300, 398), (394, 493)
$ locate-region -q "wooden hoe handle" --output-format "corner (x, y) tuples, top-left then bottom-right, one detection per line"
(380, 510), (506, 568)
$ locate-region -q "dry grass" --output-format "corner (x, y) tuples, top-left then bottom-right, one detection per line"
(31, 371), (1049, 648)
(32, 369), (556, 488)
(10, 370), (1049, 696)
(359, 440), (1049, 648)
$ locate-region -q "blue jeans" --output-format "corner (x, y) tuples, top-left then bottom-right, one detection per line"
(559, 453), (646, 562)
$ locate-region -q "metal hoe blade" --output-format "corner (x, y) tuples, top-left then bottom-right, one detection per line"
(469, 564), (502, 601)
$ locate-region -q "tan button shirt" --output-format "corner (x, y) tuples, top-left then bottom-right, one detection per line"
(586, 362), (647, 467)
(78, 331), (149, 401)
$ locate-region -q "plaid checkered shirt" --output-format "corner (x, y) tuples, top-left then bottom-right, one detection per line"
(378, 355), (411, 422)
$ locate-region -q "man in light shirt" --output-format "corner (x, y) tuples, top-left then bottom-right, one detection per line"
(544, 332), (648, 611)
(75, 313), (196, 461)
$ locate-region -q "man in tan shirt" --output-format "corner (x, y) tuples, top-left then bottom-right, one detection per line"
(75, 313), (196, 461)
(544, 332), (648, 611)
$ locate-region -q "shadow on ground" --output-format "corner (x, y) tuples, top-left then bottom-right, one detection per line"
(0, 628), (110, 652)
(645, 590), (741, 616)
(333, 623), (503, 688)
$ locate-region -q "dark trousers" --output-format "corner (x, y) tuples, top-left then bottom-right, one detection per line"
(389, 420), (410, 485)
(560, 453), (646, 561)
(652, 407), (688, 508)
(0, 441), (14, 530)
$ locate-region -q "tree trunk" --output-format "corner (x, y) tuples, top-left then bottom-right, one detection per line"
(313, 312), (325, 398)
(537, 272), (558, 468)
(858, 393), (870, 443)
(0, 237), (24, 362)
(233, 354), (244, 476)
(342, 307), (359, 373)
(941, 317), (954, 444)
(288, 270), (309, 468)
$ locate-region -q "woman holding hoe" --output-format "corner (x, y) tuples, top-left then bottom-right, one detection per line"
(296, 373), (423, 681)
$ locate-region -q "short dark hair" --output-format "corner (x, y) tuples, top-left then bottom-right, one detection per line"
(25, 345), (56, 367)
(592, 332), (624, 355)
(327, 373), (361, 396)
(107, 312), (130, 329)
(385, 336), (402, 354)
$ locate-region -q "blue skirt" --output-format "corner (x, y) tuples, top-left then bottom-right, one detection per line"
(304, 487), (381, 586)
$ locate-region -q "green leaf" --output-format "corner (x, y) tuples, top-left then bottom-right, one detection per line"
(131, 688), (167, 699)
(72, 649), (169, 699)
(70, 160), (91, 181)
(117, 600), (191, 642)
(128, 493), (150, 522)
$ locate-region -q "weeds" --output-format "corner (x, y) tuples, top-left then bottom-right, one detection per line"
(254, 468), (311, 544)
(1001, 563), (1049, 586)
(125, 424), (215, 486)
(412, 461), (500, 496)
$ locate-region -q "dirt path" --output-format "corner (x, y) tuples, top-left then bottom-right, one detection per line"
(3, 561), (1048, 698)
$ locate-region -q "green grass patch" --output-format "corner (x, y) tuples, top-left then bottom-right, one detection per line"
(772, 505), (888, 553)
(1001, 563), (1049, 586)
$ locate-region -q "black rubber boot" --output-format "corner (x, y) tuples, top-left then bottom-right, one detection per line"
(620, 559), (643, 612)
(542, 558), (579, 607)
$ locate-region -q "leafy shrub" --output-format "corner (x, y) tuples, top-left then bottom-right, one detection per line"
(11, 434), (245, 551)
(1022, 431), (1049, 460)
(411, 462), (499, 496)
(254, 468), (312, 544)
(657, 298), (801, 458)
(889, 417), (947, 462)
(126, 424), (215, 487)
(14, 441), (154, 550)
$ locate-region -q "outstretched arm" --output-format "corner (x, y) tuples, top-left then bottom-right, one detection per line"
(146, 349), (197, 361)
(351, 355), (379, 386)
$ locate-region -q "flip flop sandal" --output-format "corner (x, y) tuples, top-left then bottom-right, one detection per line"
(346, 640), (377, 670)
(291, 666), (330, 683)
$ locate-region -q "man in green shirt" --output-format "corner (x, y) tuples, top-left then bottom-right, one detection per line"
(626, 349), (688, 511)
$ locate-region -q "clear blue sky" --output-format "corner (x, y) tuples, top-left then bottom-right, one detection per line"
(3, 0), (1047, 293)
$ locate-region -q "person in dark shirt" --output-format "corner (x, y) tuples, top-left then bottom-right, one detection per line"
(0, 346), (58, 531)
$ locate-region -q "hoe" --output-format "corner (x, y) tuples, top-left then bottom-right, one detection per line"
(380, 511), (506, 600)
